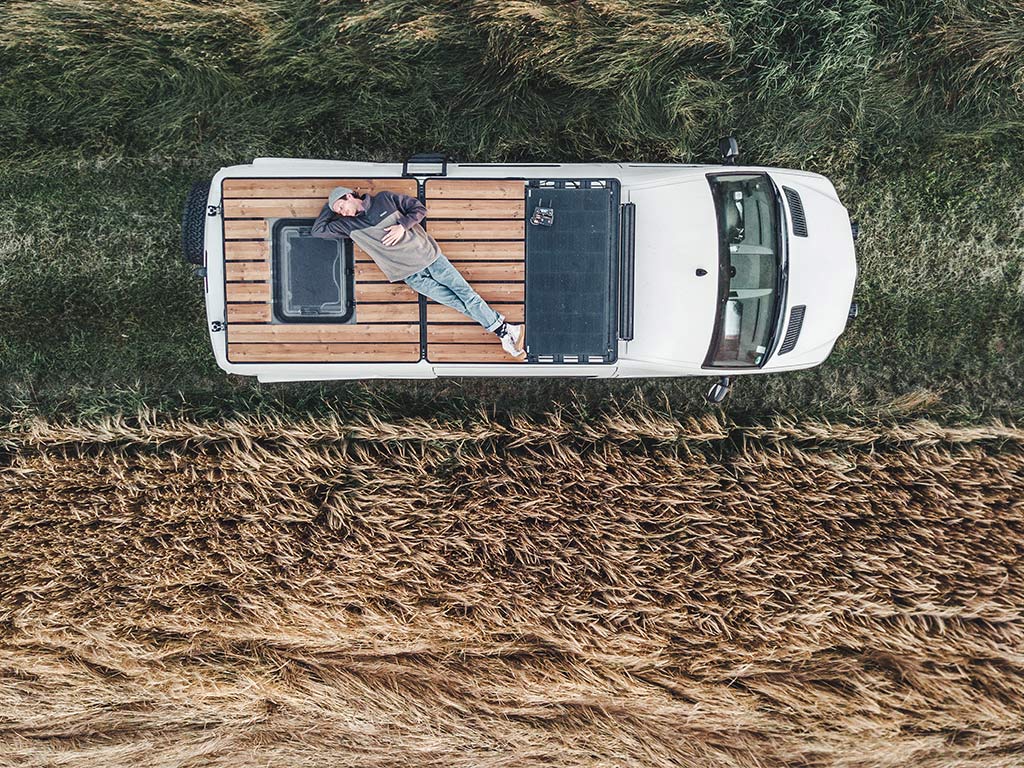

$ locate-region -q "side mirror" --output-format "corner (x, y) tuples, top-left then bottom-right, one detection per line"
(718, 136), (739, 165)
(705, 376), (732, 405)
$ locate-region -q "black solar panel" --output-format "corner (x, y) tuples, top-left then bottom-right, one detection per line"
(524, 182), (619, 362)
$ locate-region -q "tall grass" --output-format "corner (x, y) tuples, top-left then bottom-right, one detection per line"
(1, 0), (1023, 417)
(1, 0), (1021, 163)
(2, 403), (1022, 766)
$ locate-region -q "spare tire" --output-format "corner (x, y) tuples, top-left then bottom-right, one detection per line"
(181, 179), (211, 265)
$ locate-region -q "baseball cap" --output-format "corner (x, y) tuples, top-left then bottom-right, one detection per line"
(327, 186), (355, 208)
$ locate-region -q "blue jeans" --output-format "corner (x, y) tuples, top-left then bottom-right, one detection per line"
(403, 253), (503, 331)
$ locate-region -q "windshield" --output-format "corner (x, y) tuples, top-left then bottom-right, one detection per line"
(704, 173), (783, 368)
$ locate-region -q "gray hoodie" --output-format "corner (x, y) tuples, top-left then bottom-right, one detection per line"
(310, 191), (441, 282)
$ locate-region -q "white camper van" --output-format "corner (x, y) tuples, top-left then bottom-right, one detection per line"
(182, 144), (858, 401)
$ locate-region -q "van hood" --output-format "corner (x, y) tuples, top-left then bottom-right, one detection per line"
(622, 169), (857, 371)
(762, 171), (858, 370)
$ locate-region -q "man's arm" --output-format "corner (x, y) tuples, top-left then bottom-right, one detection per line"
(389, 192), (428, 230)
(310, 203), (350, 239)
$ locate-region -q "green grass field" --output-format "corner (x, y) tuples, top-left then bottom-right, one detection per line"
(1, 0), (1022, 420)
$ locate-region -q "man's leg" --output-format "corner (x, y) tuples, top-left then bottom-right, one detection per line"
(404, 254), (525, 357)
(404, 267), (476, 319)
(407, 254), (503, 331)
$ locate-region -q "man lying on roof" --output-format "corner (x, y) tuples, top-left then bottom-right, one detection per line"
(311, 186), (525, 358)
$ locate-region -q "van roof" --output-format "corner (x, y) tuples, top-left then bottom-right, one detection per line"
(219, 175), (621, 365)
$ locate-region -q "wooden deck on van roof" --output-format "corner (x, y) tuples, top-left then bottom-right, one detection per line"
(221, 177), (527, 365)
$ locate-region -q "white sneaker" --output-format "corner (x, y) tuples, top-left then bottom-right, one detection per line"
(497, 323), (526, 358)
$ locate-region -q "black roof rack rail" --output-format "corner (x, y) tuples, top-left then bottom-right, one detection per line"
(618, 202), (636, 341)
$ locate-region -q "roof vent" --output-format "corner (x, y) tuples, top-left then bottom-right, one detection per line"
(778, 305), (806, 355)
(782, 186), (808, 237)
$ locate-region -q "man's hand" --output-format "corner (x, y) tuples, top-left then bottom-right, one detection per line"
(382, 224), (406, 246)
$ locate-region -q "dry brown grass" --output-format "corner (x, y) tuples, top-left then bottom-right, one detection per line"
(1, 402), (1023, 767)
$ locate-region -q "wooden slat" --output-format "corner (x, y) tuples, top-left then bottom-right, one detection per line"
(224, 220), (267, 239)
(427, 325), (508, 344)
(425, 180), (527, 200)
(355, 261), (523, 283)
(427, 303), (524, 324)
(452, 262), (524, 281)
(226, 302), (420, 324)
(224, 198), (323, 219)
(354, 261), (389, 282)
(425, 199), (524, 219)
(226, 261), (270, 281)
(228, 343), (421, 363)
(225, 241), (270, 260)
(230, 324), (419, 343)
(227, 303), (271, 323)
(431, 241), (525, 260)
(222, 178), (418, 199)
(226, 282), (270, 302)
(426, 220), (524, 240)
(355, 282), (420, 302)
(354, 303), (421, 322)
(427, 344), (526, 363)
